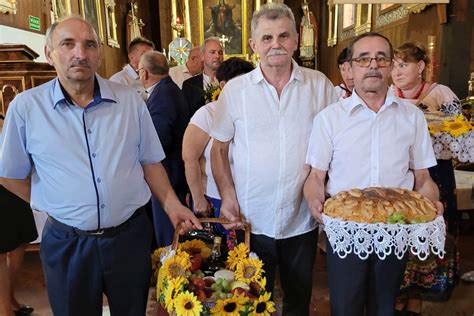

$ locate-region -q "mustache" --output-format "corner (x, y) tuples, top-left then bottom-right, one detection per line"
(70, 59), (90, 67)
(267, 49), (287, 57)
(363, 71), (382, 79)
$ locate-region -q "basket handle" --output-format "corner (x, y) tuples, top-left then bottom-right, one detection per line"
(172, 217), (250, 250)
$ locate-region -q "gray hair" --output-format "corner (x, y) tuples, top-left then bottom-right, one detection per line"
(251, 3), (297, 39)
(140, 51), (169, 75)
(200, 37), (222, 54)
(45, 15), (100, 51)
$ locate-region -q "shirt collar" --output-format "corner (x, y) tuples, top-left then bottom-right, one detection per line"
(345, 87), (400, 116)
(250, 59), (304, 84)
(53, 75), (117, 109)
(182, 64), (190, 74)
(124, 64), (139, 80)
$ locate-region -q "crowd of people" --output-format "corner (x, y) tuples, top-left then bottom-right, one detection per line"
(0, 2), (465, 316)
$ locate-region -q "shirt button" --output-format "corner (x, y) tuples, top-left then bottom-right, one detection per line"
(92, 153), (96, 158)
(87, 129), (92, 134)
(97, 177), (101, 183)
(101, 204), (105, 209)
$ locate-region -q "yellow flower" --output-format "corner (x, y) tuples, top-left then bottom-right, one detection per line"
(152, 246), (170, 270)
(180, 239), (212, 258)
(174, 290), (203, 316)
(441, 114), (472, 137)
(226, 243), (249, 270)
(161, 253), (191, 280)
(163, 276), (188, 312)
(428, 122), (443, 136)
(211, 87), (221, 102)
(250, 292), (276, 316)
(210, 294), (247, 315)
(235, 258), (264, 284)
(254, 276), (267, 293)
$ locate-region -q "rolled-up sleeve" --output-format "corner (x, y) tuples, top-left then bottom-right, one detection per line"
(210, 88), (235, 142)
(306, 112), (333, 171)
(409, 110), (437, 170)
(0, 100), (32, 179)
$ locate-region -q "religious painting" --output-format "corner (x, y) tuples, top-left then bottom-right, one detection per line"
(354, 4), (372, 36)
(342, 4), (355, 30)
(327, 4), (338, 47)
(80, 0), (104, 42)
(104, 0), (119, 48)
(52, 0), (71, 22)
(198, 0), (247, 57)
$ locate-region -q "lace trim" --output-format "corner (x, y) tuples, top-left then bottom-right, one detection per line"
(431, 131), (474, 162)
(323, 214), (446, 261)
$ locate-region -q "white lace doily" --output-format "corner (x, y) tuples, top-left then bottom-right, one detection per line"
(322, 214), (446, 261)
(431, 131), (474, 162)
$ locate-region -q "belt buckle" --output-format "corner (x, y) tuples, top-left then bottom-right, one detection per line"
(90, 229), (105, 236)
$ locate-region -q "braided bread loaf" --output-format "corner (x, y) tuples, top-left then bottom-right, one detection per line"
(324, 187), (437, 224)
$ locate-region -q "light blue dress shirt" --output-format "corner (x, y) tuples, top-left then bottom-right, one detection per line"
(0, 75), (165, 230)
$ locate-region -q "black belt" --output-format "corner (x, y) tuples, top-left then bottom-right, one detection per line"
(47, 207), (145, 237)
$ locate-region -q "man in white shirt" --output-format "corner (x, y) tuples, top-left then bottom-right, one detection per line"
(110, 37), (154, 98)
(304, 32), (443, 316)
(210, 4), (337, 315)
(182, 37), (223, 118)
(169, 47), (203, 89)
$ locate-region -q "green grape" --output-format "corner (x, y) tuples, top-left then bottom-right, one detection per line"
(221, 279), (229, 290)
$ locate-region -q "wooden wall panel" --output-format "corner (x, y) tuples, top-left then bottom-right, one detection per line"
(0, 0), (163, 78)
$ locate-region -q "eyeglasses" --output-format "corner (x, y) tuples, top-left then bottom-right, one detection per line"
(137, 67), (145, 73)
(350, 56), (392, 68)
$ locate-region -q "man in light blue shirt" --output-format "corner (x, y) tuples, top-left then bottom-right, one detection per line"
(0, 17), (201, 316)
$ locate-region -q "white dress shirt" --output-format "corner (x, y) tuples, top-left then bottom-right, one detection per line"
(211, 60), (337, 239)
(109, 64), (147, 99)
(306, 88), (437, 197)
(169, 64), (193, 89)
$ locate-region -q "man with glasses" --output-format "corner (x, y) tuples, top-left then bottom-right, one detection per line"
(304, 32), (442, 316)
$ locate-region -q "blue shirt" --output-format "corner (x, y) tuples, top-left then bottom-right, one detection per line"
(0, 75), (165, 230)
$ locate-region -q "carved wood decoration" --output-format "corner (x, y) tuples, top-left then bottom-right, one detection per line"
(0, 45), (56, 124)
(0, 0), (16, 14)
(104, 0), (120, 48)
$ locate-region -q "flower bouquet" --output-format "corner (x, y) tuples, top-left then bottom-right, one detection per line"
(202, 82), (221, 104)
(153, 218), (275, 316)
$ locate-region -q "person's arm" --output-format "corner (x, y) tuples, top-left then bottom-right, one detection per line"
(0, 177), (31, 203)
(142, 162), (202, 233)
(210, 139), (241, 229)
(303, 168), (327, 223)
(182, 124), (211, 214)
(413, 168), (443, 215)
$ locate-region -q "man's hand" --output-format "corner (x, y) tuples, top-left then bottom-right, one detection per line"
(193, 195), (211, 215)
(168, 204), (203, 234)
(308, 199), (324, 223)
(433, 200), (444, 216)
(219, 198), (243, 230)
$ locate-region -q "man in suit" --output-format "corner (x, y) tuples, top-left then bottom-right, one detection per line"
(182, 37), (223, 118)
(139, 51), (190, 246)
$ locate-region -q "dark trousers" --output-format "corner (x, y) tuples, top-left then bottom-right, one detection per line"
(326, 236), (408, 316)
(40, 208), (153, 316)
(250, 229), (318, 316)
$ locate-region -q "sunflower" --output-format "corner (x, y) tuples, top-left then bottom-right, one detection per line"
(162, 276), (188, 312)
(251, 292), (276, 316)
(235, 257), (264, 284)
(253, 276), (267, 293)
(161, 253), (191, 280)
(210, 294), (248, 316)
(442, 114), (472, 137)
(180, 239), (212, 258)
(428, 122), (443, 136)
(174, 290), (203, 316)
(211, 87), (222, 102)
(226, 243), (249, 270)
